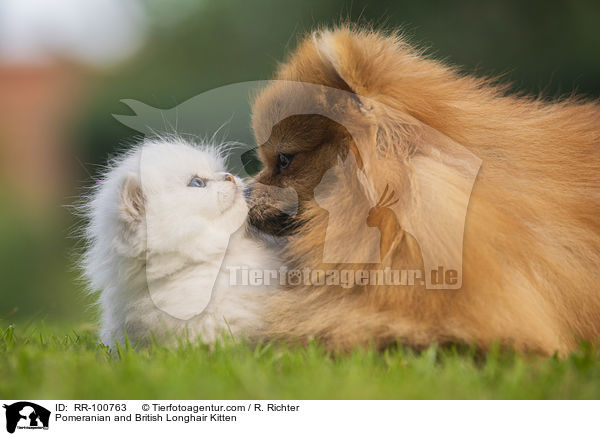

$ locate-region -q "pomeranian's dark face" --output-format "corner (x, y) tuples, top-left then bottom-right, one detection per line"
(247, 114), (353, 236)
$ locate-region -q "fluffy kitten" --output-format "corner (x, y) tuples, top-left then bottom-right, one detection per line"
(82, 138), (278, 348)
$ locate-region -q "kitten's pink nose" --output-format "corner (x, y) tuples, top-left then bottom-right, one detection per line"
(223, 173), (235, 183)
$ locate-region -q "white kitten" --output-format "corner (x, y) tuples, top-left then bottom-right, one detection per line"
(82, 138), (278, 348)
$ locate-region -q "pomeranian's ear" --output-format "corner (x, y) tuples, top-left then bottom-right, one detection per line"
(120, 174), (145, 223)
(311, 28), (388, 101)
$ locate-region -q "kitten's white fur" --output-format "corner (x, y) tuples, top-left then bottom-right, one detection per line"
(82, 138), (278, 348)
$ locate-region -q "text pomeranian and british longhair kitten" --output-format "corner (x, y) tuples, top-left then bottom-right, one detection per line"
(82, 139), (278, 348)
(84, 26), (600, 355)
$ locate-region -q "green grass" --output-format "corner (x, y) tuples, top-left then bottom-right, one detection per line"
(1, 323), (600, 399)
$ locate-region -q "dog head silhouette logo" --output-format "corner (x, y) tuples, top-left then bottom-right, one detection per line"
(3, 402), (50, 433)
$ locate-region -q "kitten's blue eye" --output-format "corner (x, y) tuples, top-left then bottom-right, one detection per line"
(188, 177), (206, 188)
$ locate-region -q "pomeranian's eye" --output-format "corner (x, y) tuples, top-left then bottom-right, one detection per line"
(277, 153), (294, 170)
(188, 177), (206, 188)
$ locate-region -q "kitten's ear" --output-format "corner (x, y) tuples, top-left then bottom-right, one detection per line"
(120, 174), (145, 223)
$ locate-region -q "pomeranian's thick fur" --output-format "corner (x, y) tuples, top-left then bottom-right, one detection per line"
(249, 26), (600, 354)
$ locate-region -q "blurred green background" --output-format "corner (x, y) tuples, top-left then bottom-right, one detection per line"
(1, 0), (599, 326)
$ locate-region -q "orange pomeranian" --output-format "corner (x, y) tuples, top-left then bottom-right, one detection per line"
(248, 25), (600, 355)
